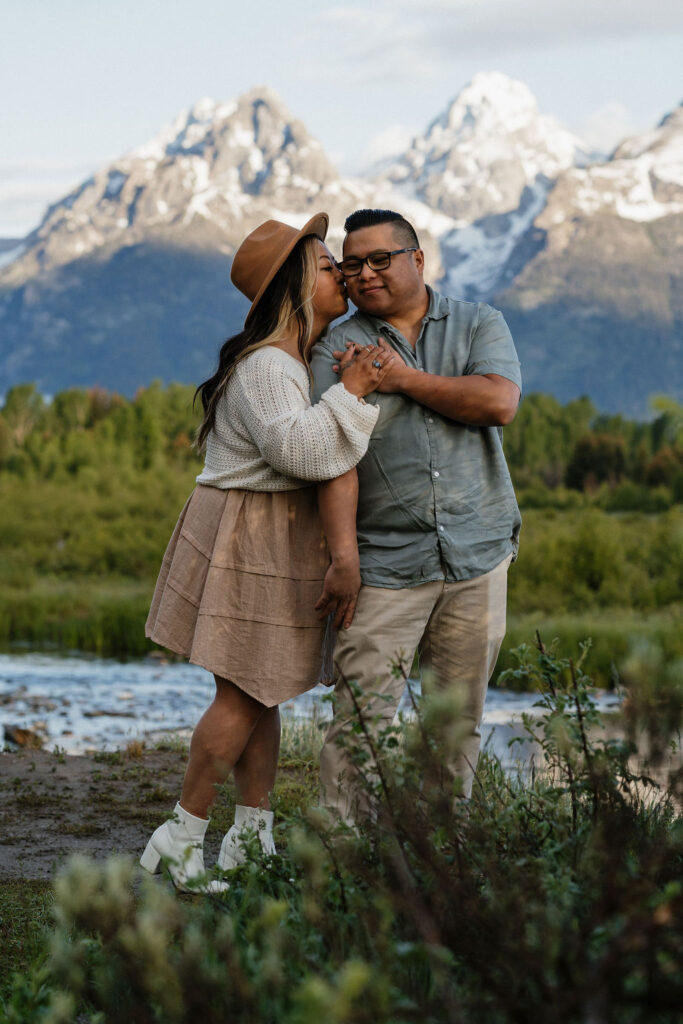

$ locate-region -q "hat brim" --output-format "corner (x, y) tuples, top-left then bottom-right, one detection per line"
(243, 212), (329, 325)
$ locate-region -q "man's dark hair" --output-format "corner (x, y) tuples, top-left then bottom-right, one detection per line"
(344, 209), (419, 249)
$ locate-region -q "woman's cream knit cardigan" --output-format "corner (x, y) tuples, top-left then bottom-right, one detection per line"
(196, 345), (379, 491)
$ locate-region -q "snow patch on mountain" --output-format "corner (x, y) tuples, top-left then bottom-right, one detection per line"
(542, 104), (683, 228)
(444, 182), (547, 298)
(131, 97), (238, 162)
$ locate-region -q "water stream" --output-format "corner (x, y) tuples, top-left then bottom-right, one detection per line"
(0, 652), (622, 764)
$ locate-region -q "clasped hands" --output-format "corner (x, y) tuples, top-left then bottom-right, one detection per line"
(333, 336), (409, 393)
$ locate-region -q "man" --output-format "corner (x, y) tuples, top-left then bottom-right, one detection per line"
(311, 208), (522, 824)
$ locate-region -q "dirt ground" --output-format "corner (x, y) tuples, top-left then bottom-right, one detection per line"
(0, 746), (240, 881)
(2, 735), (678, 882)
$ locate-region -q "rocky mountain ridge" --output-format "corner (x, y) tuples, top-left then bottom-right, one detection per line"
(1, 73), (681, 413)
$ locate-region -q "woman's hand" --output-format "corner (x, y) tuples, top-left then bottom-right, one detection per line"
(314, 553), (361, 630)
(316, 470), (361, 630)
(335, 340), (397, 398)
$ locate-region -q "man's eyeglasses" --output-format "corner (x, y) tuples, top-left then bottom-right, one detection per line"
(338, 248), (418, 277)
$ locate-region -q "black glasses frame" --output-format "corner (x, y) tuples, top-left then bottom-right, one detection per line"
(338, 247), (418, 277)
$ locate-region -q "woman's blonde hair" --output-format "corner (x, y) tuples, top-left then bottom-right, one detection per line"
(195, 235), (319, 450)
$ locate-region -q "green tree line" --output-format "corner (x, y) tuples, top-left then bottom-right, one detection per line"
(2, 383), (682, 505)
(0, 383), (681, 680)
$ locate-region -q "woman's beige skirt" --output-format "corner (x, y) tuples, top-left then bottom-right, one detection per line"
(145, 484), (334, 706)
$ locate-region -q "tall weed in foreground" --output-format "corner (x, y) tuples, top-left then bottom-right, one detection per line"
(4, 638), (681, 1024)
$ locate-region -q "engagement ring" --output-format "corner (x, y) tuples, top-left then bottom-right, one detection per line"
(372, 360), (382, 368)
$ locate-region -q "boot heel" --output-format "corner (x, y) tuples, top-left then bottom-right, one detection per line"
(140, 840), (161, 874)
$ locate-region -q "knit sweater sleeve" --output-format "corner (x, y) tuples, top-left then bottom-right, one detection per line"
(233, 351), (379, 481)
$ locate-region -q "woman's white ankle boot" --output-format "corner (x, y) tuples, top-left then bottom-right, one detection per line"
(140, 802), (229, 893)
(218, 804), (276, 870)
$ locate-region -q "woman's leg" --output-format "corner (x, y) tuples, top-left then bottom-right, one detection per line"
(180, 675), (269, 818)
(217, 707), (281, 869)
(233, 706), (281, 809)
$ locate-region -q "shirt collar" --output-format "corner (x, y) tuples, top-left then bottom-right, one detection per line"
(425, 285), (449, 321)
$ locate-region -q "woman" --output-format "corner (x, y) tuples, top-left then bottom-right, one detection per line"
(140, 213), (393, 892)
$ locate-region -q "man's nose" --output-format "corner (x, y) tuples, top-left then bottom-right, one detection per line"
(358, 261), (378, 281)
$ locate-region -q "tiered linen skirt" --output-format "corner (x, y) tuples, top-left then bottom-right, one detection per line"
(145, 484), (334, 705)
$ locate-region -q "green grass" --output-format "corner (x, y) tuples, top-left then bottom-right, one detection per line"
(502, 606), (683, 689)
(1, 580), (679, 692)
(0, 880), (54, 1005)
(0, 578), (155, 657)
(0, 718), (324, 1009)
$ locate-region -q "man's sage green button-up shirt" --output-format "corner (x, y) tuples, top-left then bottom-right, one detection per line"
(310, 288), (522, 589)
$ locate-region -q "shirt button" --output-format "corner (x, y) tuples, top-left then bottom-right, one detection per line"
(427, 417), (434, 423)
(433, 471), (440, 478)
(439, 525), (444, 532)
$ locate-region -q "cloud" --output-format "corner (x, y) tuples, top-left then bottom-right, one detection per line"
(306, 0), (683, 80)
(358, 124), (416, 168)
(576, 101), (642, 155)
(0, 160), (100, 237)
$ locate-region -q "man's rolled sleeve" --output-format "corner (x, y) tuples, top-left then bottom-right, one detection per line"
(465, 305), (522, 392)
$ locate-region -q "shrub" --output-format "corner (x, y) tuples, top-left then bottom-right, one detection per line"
(6, 638), (681, 1024)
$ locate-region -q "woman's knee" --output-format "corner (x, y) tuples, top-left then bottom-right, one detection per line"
(213, 675), (267, 714)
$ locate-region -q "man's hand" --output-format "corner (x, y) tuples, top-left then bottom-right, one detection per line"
(314, 555), (361, 630)
(373, 337), (409, 393)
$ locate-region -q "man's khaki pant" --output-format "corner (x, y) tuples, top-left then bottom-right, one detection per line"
(319, 555), (512, 823)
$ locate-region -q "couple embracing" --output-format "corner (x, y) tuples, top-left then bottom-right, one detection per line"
(141, 207), (522, 892)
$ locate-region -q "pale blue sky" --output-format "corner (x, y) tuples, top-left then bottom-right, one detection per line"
(1, 0), (682, 235)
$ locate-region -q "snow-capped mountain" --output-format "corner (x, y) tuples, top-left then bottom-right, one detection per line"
(2, 84), (449, 289)
(1, 74), (681, 413)
(3, 88), (340, 283)
(379, 72), (591, 219)
(505, 103), (683, 316)
(375, 72), (593, 301)
(534, 105), (683, 233)
(495, 103), (683, 409)
(2, 72), (588, 293)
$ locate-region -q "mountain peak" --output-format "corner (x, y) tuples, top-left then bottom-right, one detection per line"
(538, 100), (683, 228)
(376, 72), (588, 224)
(239, 84), (290, 110)
(2, 86), (341, 280)
(611, 102), (683, 163)
(130, 87), (296, 164)
(439, 72), (538, 133)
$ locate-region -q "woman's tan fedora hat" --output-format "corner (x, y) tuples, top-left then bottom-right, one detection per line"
(231, 212), (329, 324)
